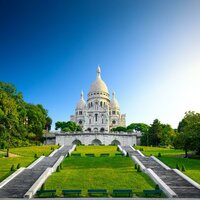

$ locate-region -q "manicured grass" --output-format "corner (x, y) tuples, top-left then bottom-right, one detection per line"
(135, 146), (186, 157)
(45, 146), (157, 197)
(74, 146), (118, 156)
(0, 145), (58, 182)
(136, 146), (200, 184)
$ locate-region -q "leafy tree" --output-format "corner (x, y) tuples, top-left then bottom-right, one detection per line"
(111, 126), (127, 132)
(0, 90), (19, 157)
(55, 121), (82, 132)
(148, 119), (162, 146)
(0, 82), (52, 148)
(159, 124), (175, 146)
(127, 123), (150, 146)
(25, 103), (46, 139)
(45, 116), (52, 131)
(176, 111), (200, 157)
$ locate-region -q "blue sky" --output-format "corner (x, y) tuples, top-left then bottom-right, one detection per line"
(0, 0), (200, 129)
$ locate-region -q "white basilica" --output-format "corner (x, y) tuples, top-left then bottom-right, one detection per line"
(70, 66), (126, 133)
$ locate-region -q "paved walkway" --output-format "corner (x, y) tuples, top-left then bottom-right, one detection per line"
(122, 146), (200, 198)
(0, 145), (72, 198)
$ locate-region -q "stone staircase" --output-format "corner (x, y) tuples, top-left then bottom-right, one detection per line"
(0, 145), (72, 198)
(122, 146), (200, 198)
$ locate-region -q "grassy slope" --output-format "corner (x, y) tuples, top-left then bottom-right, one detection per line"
(0, 145), (57, 182)
(136, 146), (200, 184)
(45, 146), (156, 197)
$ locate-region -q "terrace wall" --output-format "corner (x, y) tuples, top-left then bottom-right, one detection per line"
(55, 132), (138, 146)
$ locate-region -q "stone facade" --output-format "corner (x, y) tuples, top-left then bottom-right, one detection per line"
(70, 66), (126, 133)
(55, 132), (140, 146)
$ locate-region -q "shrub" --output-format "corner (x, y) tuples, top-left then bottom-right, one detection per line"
(181, 165), (186, 172)
(176, 164), (180, 170)
(137, 165), (141, 172)
(10, 164), (15, 171)
(155, 184), (160, 190)
(56, 166), (60, 172)
(16, 163), (21, 169)
(41, 183), (45, 190)
(60, 163), (63, 170)
(135, 164), (138, 169)
(51, 147), (54, 151)
(34, 153), (38, 158)
(158, 152), (161, 157)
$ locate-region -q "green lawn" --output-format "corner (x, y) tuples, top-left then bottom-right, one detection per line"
(136, 146), (200, 184)
(44, 146), (157, 197)
(0, 145), (58, 182)
(73, 145), (118, 156)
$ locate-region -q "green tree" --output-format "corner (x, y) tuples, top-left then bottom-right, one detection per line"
(148, 119), (162, 146)
(127, 123), (150, 145)
(55, 121), (82, 132)
(25, 103), (46, 139)
(159, 124), (175, 146)
(0, 90), (19, 157)
(111, 126), (127, 132)
(45, 116), (52, 131)
(176, 111), (200, 157)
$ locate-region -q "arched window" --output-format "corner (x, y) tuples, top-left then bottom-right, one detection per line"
(87, 128), (91, 132)
(95, 114), (98, 122)
(100, 101), (102, 107)
(100, 128), (105, 132)
(91, 139), (102, 145)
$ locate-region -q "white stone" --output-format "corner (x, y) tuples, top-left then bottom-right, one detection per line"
(70, 66), (126, 133)
(55, 132), (138, 146)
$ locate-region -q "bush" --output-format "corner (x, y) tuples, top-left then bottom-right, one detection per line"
(135, 164), (138, 169)
(41, 183), (45, 190)
(16, 163), (21, 169)
(60, 163), (63, 170)
(56, 165), (60, 172)
(181, 165), (186, 172)
(155, 184), (160, 190)
(137, 165), (141, 172)
(176, 164), (180, 170)
(10, 164), (15, 171)
(158, 152), (161, 157)
(51, 147), (54, 151)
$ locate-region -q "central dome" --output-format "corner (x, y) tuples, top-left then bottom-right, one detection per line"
(89, 66), (109, 94)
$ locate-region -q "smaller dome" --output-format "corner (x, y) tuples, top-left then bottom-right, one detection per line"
(76, 91), (86, 110)
(110, 91), (120, 109)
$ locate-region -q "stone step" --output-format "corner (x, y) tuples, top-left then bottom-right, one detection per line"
(0, 145), (72, 198)
(122, 145), (200, 198)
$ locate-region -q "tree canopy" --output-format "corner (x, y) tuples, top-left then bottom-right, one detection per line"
(0, 82), (52, 155)
(55, 121), (82, 132)
(175, 111), (200, 157)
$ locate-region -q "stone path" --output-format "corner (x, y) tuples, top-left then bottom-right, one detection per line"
(122, 146), (200, 198)
(0, 145), (72, 198)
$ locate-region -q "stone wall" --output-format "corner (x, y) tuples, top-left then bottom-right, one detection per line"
(55, 132), (138, 146)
